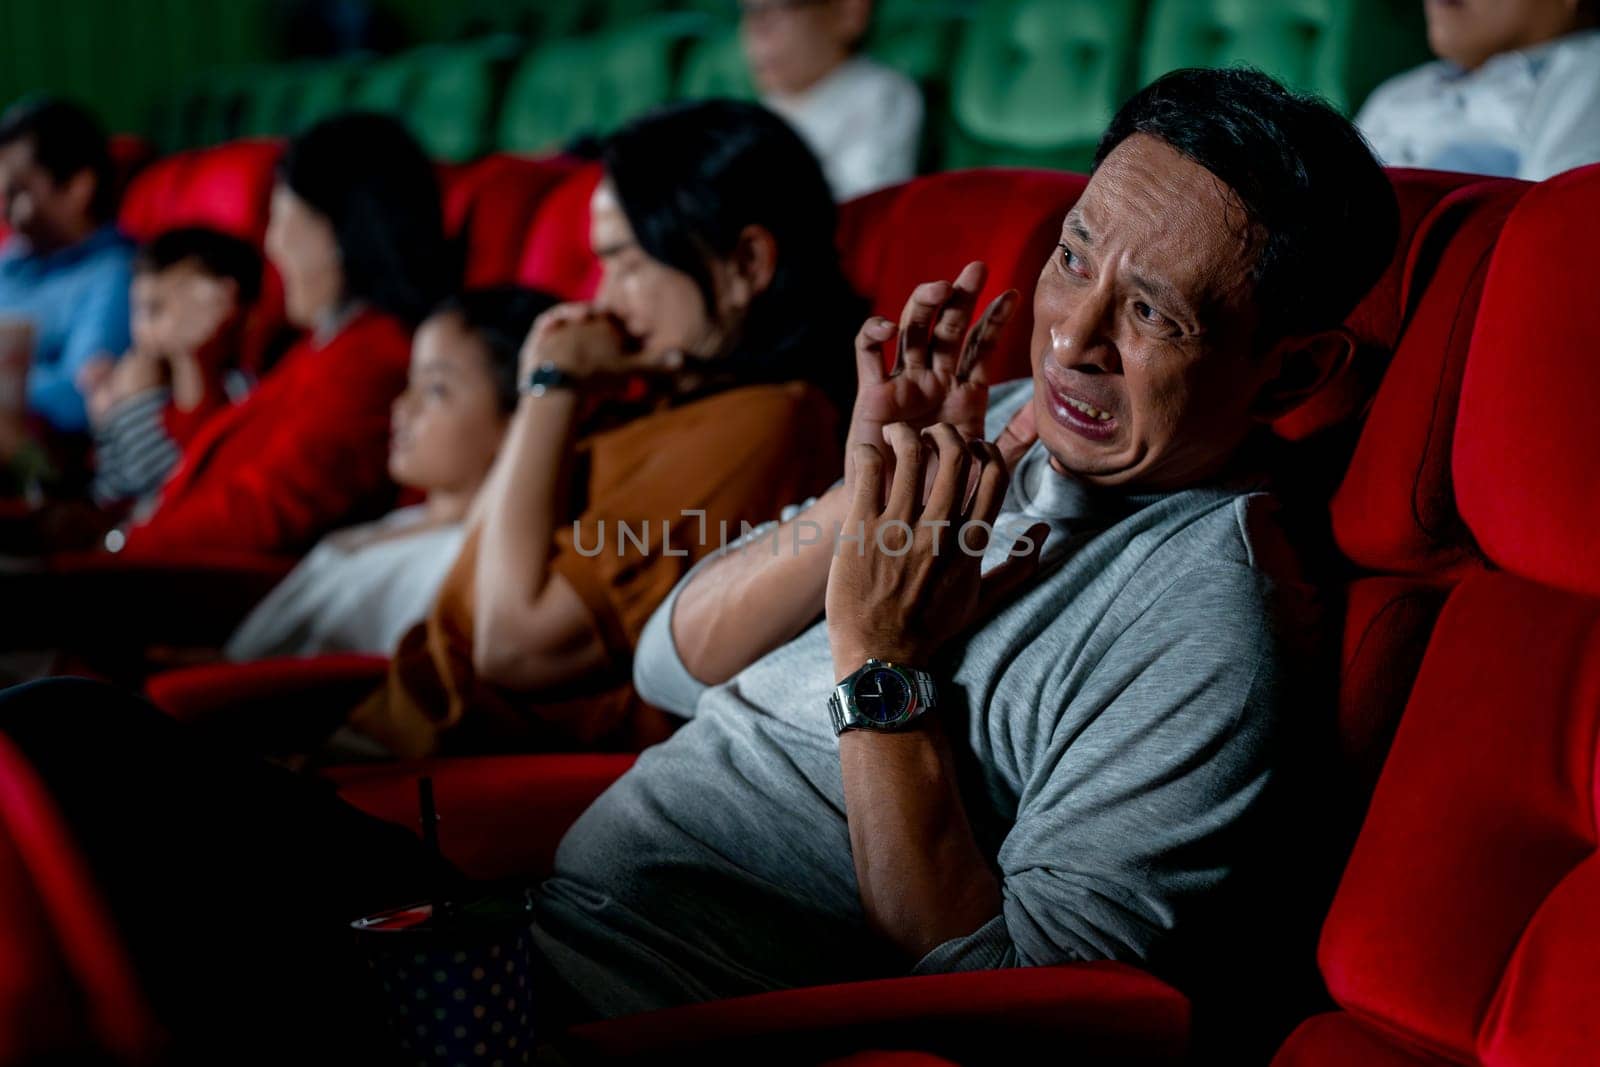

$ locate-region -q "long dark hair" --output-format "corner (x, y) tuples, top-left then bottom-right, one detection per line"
(277, 112), (451, 325)
(601, 99), (864, 415)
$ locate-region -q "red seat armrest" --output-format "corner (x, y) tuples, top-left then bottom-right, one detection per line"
(565, 961), (1189, 1064)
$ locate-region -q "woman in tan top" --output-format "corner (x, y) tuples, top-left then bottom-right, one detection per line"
(349, 100), (863, 758)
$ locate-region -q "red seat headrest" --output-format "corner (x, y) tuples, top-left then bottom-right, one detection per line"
(1330, 177), (1527, 575)
(119, 140), (281, 244)
(517, 163), (604, 301)
(1455, 162), (1600, 596)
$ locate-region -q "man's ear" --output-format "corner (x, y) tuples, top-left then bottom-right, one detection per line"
(727, 223), (779, 309)
(1250, 326), (1357, 422)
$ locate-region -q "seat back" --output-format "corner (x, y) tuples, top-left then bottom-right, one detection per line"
(678, 22), (757, 101)
(1274, 163), (1600, 1067)
(118, 140), (281, 244)
(443, 154), (583, 288)
(498, 18), (704, 155)
(1138, 0), (1431, 115)
(839, 168), (1088, 382)
(408, 40), (517, 164)
(946, 0), (1144, 171)
(0, 735), (160, 1065)
(1321, 172), (1528, 802)
(516, 164), (606, 300)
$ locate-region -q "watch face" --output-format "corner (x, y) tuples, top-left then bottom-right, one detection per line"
(854, 667), (913, 725)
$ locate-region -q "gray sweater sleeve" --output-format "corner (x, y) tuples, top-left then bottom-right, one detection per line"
(633, 493), (830, 718)
(914, 562), (1284, 974)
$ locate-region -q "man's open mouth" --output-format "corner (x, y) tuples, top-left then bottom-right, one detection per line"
(1044, 379), (1119, 441)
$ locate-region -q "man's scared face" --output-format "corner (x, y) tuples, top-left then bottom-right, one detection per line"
(1029, 133), (1282, 492)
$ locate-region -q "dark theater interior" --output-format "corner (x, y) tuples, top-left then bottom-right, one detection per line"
(1, 1), (1597, 1064)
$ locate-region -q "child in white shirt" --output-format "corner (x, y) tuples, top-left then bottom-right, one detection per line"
(741, 0), (924, 199)
(1356, 0), (1600, 181)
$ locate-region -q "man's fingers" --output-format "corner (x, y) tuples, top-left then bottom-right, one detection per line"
(965, 439), (1011, 528)
(920, 424), (972, 526)
(956, 289), (1019, 383)
(894, 279), (953, 375)
(849, 441), (886, 520)
(855, 316), (895, 385)
(882, 422), (927, 524)
(929, 261), (987, 375)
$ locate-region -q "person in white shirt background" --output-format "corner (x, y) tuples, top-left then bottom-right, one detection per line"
(741, 0), (924, 200)
(1356, 0), (1600, 181)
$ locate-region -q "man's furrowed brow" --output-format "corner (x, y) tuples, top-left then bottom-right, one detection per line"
(1129, 270), (1192, 315)
(1063, 212), (1092, 245)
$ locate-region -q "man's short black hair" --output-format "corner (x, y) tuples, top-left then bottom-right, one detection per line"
(133, 227), (264, 308)
(1095, 67), (1400, 346)
(0, 96), (117, 223)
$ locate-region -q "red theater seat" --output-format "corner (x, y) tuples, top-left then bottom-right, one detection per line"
(1324, 174), (1529, 800)
(442, 153), (583, 287)
(117, 140), (281, 244)
(516, 163), (605, 300)
(0, 735), (160, 1064)
(1273, 163), (1600, 1067)
(836, 168), (1088, 383)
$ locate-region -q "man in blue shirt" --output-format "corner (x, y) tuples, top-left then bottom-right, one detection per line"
(0, 97), (134, 434)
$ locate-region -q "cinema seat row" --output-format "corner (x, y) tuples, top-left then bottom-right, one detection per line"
(153, 0), (1431, 169)
(4, 139), (1598, 1062)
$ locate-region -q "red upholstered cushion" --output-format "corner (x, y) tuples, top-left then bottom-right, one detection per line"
(1478, 856), (1600, 1067)
(0, 737), (159, 1063)
(835, 181), (909, 300)
(443, 153), (581, 287)
(1273, 168), (1492, 442)
(332, 753), (635, 882)
(1317, 571), (1600, 1062)
(566, 960), (1188, 1063)
(844, 168), (1088, 384)
(1329, 179), (1526, 573)
(1273, 1012), (1451, 1067)
(118, 140), (281, 244)
(145, 653), (388, 725)
(516, 164), (604, 301)
(1336, 576), (1452, 804)
(1456, 163), (1600, 598)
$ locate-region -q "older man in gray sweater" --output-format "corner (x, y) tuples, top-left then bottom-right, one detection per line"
(531, 66), (1399, 1022)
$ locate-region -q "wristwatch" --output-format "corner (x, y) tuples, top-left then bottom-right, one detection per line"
(827, 659), (938, 735)
(519, 360), (578, 398)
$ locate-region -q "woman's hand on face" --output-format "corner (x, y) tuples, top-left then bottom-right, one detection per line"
(845, 260), (1019, 493)
(519, 302), (683, 389)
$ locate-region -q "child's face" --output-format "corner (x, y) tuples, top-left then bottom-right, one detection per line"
(741, 0), (868, 96)
(1425, 0), (1587, 70)
(388, 310), (510, 494)
(130, 261), (239, 359)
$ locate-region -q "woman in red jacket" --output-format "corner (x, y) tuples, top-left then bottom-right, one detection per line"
(114, 113), (448, 557)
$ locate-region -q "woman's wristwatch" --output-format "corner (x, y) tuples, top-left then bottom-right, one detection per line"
(519, 361), (579, 398)
(827, 659), (939, 735)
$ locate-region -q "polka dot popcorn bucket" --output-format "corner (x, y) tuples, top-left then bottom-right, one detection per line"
(352, 893), (539, 1067)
